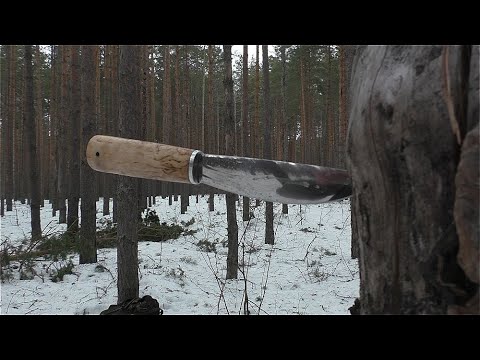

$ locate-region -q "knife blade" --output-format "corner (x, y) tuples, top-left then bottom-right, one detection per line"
(86, 135), (352, 204)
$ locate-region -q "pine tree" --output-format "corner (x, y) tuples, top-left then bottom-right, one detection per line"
(79, 45), (98, 264)
(24, 45), (42, 240)
(263, 45), (274, 245)
(117, 45), (141, 302)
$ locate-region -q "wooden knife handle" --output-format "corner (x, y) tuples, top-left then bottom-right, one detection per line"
(86, 135), (201, 184)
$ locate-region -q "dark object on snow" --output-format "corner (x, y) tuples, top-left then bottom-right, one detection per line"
(349, 298), (361, 315)
(100, 295), (163, 315)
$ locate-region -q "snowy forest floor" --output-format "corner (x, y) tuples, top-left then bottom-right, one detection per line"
(1, 195), (359, 315)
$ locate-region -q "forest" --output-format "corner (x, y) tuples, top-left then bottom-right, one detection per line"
(1, 45), (478, 315)
(0, 45), (353, 219)
(1, 45), (357, 314)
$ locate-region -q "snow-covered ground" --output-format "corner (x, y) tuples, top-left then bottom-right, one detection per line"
(0, 195), (358, 315)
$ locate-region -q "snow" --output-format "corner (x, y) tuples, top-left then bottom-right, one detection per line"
(0, 195), (359, 315)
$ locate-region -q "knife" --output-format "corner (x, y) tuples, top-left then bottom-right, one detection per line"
(86, 135), (352, 204)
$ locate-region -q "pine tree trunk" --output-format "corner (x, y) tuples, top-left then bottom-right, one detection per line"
(347, 45), (479, 314)
(183, 45), (191, 209)
(207, 45), (215, 212)
(280, 46), (288, 214)
(325, 45), (334, 167)
(50, 45), (58, 216)
(254, 45), (261, 208)
(24, 46), (42, 240)
(111, 45), (119, 223)
(263, 46), (274, 245)
(5, 45), (15, 212)
(299, 48), (307, 163)
(67, 46), (81, 233)
(103, 45), (112, 216)
(138, 45), (148, 213)
(117, 45), (140, 303)
(242, 45), (250, 221)
(79, 45), (98, 264)
(163, 46), (173, 206)
(34, 46), (44, 208)
(222, 45), (239, 280)
(57, 46), (69, 224)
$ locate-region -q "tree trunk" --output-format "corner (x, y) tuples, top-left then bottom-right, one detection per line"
(325, 45), (334, 167)
(24, 46), (42, 240)
(34, 45), (44, 208)
(117, 45), (140, 303)
(280, 45), (288, 214)
(49, 45), (58, 216)
(183, 45), (191, 209)
(5, 45), (15, 212)
(207, 45), (215, 212)
(57, 46), (69, 224)
(254, 45), (261, 208)
(111, 45), (119, 223)
(67, 46), (81, 233)
(103, 45), (112, 216)
(162, 45), (173, 206)
(242, 45), (251, 221)
(79, 45), (98, 264)
(347, 45), (479, 314)
(262, 46), (274, 245)
(223, 45), (239, 280)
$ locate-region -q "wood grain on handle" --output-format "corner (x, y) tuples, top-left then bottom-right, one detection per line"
(87, 135), (197, 184)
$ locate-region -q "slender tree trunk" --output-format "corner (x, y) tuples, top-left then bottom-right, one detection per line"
(111, 45), (119, 223)
(117, 45), (140, 303)
(34, 46), (44, 208)
(325, 45), (334, 167)
(254, 45), (261, 207)
(223, 45), (239, 279)
(24, 46), (42, 240)
(67, 46), (81, 233)
(262, 45), (274, 245)
(183, 45), (191, 209)
(5, 45), (15, 211)
(103, 45), (112, 216)
(17, 53), (25, 204)
(280, 45), (289, 214)
(79, 45), (98, 264)
(57, 46), (69, 223)
(162, 45), (173, 206)
(241, 45), (251, 221)
(347, 45), (479, 314)
(138, 45), (148, 212)
(50, 45), (58, 216)
(207, 45), (215, 211)
(300, 48), (307, 163)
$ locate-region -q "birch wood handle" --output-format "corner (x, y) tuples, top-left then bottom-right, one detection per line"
(86, 135), (201, 184)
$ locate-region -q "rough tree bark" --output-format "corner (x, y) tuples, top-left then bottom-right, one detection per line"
(223, 45), (239, 280)
(57, 46), (70, 224)
(162, 45), (173, 206)
(347, 45), (479, 314)
(5, 45), (15, 212)
(24, 45), (42, 240)
(79, 45), (98, 264)
(280, 45), (288, 214)
(207, 45), (215, 211)
(116, 45), (140, 303)
(242, 45), (250, 221)
(263, 45), (274, 245)
(67, 46), (81, 233)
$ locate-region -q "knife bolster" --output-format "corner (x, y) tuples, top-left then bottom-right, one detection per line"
(189, 150), (204, 184)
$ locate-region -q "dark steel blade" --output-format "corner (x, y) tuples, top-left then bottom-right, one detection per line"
(196, 154), (352, 204)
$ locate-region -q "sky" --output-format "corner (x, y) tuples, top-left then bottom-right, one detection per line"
(0, 195), (358, 315)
